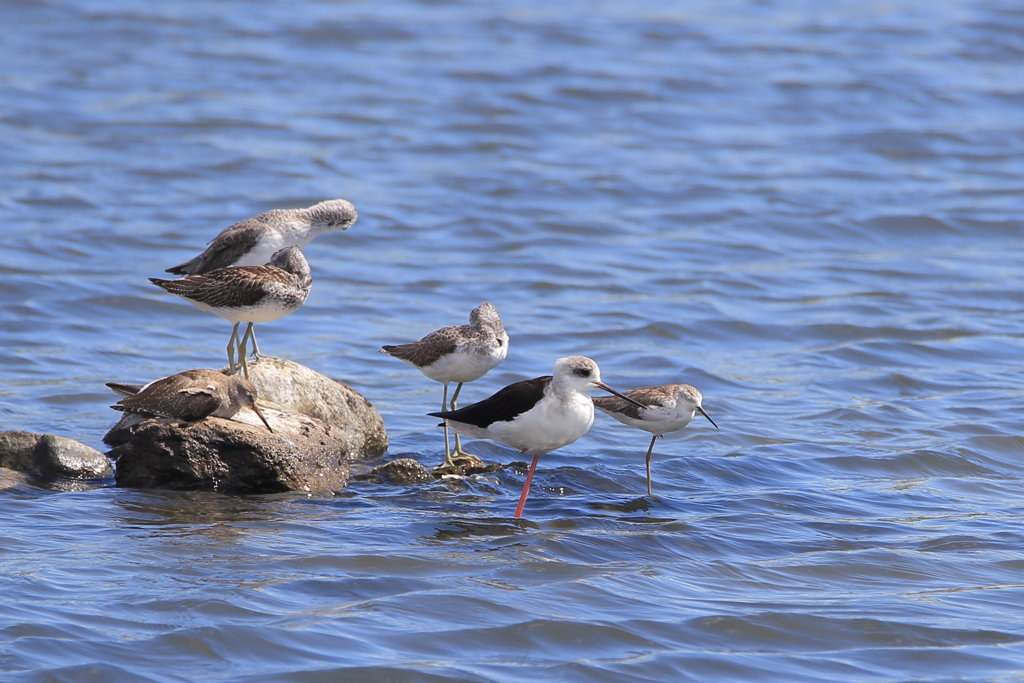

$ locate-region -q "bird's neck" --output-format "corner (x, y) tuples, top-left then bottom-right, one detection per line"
(548, 378), (586, 404)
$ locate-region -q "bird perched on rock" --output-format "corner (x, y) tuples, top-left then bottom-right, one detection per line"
(107, 368), (273, 432)
(149, 246), (312, 379)
(381, 302), (509, 470)
(429, 355), (645, 518)
(166, 198), (357, 275)
(594, 383), (718, 496)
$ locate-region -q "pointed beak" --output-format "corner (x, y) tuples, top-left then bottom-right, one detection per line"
(595, 381), (647, 409)
(251, 404), (274, 433)
(697, 405), (718, 429)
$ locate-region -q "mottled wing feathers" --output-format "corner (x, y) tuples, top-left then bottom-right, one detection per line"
(150, 265), (297, 309)
(105, 381), (143, 397)
(165, 223), (268, 275)
(112, 387), (220, 421)
(593, 386), (671, 421)
(381, 327), (461, 368)
(430, 376), (551, 428)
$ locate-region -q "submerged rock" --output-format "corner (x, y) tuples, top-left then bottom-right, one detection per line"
(0, 431), (113, 479)
(356, 455), (517, 486)
(104, 357), (387, 493)
(432, 453), (485, 475)
(360, 457), (434, 485)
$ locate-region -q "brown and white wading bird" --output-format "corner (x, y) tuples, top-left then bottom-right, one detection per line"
(149, 246), (312, 379)
(162, 198), (351, 369)
(381, 302), (509, 470)
(166, 198), (357, 275)
(107, 368), (273, 432)
(429, 356), (646, 518)
(593, 383), (718, 496)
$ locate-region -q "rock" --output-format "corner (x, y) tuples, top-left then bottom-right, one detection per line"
(110, 408), (349, 493)
(359, 457), (433, 485)
(0, 431), (113, 479)
(356, 455), (520, 486)
(104, 357), (387, 493)
(232, 356), (388, 459)
(432, 453), (486, 475)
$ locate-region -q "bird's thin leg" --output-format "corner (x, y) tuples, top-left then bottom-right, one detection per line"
(644, 434), (658, 497)
(439, 383), (456, 469)
(249, 326), (262, 358)
(514, 454), (541, 519)
(226, 323), (240, 375)
(238, 323), (254, 380)
(449, 382), (471, 458)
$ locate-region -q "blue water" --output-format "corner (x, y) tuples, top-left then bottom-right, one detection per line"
(4, 0), (1024, 680)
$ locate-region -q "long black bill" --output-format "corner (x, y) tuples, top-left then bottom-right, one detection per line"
(595, 382), (647, 409)
(697, 406), (719, 430)
(251, 404), (274, 433)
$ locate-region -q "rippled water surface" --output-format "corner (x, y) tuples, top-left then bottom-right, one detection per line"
(4, 0), (1024, 680)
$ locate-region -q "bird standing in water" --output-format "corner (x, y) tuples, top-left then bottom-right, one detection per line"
(430, 355), (645, 518)
(382, 302), (509, 470)
(594, 383), (718, 496)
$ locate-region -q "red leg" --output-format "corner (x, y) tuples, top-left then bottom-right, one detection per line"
(514, 454), (540, 519)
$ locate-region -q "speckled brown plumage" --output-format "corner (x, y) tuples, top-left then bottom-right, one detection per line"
(151, 248), (311, 312)
(107, 368), (273, 432)
(150, 247), (312, 378)
(594, 383), (717, 497)
(593, 385), (679, 421)
(166, 199), (357, 275)
(381, 331), (460, 369)
(381, 302), (510, 469)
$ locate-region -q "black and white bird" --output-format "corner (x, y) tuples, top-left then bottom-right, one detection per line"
(593, 383), (718, 496)
(429, 355), (645, 518)
(381, 302), (509, 470)
(107, 368), (273, 432)
(166, 198), (357, 275)
(149, 246), (312, 379)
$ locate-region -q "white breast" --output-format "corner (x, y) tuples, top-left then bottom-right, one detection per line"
(602, 403), (695, 436)
(487, 391), (595, 455)
(421, 342), (507, 384)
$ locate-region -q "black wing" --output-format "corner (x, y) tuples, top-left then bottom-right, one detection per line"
(429, 376), (551, 428)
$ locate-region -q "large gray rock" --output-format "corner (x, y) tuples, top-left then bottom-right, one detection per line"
(104, 357), (387, 493)
(240, 356), (387, 459)
(110, 408), (349, 493)
(0, 431), (113, 479)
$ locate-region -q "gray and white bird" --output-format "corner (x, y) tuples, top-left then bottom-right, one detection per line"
(381, 302), (509, 470)
(166, 198), (357, 275)
(150, 246), (312, 378)
(593, 383), (718, 496)
(429, 356), (645, 518)
(107, 368), (273, 432)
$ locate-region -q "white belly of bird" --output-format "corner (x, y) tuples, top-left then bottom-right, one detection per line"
(481, 392), (595, 456)
(604, 405), (694, 436)
(421, 344), (506, 384)
(190, 297), (301, 324)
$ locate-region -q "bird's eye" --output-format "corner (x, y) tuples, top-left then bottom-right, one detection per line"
(573, 367), (591, 378)
(497, 339), (504, 346)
